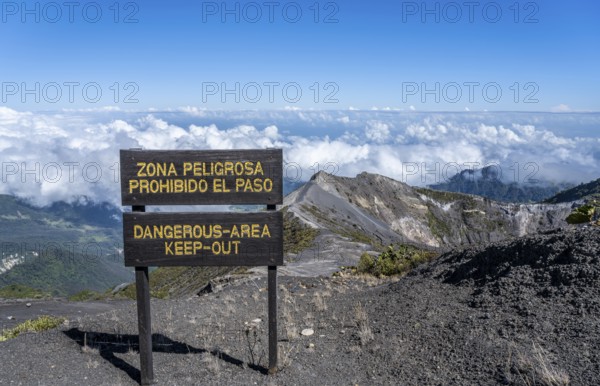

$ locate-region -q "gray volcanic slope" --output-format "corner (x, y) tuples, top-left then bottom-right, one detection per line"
(282, 171), (574, 276)
(0, 227), (598, 385)
(367, 226), (600, 385)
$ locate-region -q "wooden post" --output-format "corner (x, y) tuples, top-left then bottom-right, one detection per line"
(267, 204), (278, 374)
(133, 205), (154, 385)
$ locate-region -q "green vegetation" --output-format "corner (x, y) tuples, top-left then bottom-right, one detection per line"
(0, 195), (131, 296)
(426, 208), (451, 240)
(0, 284), (49, 299)
(0, 315), (65, 342)
(68, 289), (104, 301)
(356, 244), (438, 277)
(545, 178), (600, 204)
(566, 201), (600, 225)
(0, 246), (123, 297)
(283, 209), (319, 254)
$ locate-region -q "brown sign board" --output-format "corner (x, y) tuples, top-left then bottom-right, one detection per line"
(123, 211), (283, 267)
(120, 149), (283, 206)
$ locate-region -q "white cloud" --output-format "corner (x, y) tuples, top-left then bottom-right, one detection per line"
(552, 104), (572, 112)
(364, 121), (390, 143)
(1, 107), (600, 206)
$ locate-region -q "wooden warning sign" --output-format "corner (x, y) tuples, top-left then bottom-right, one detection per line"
(120, 148), (283, 385)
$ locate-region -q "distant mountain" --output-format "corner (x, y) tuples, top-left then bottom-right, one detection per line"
(284, 172), (572, 259)
(428, 166), (572, 203)
(0, 195), (132, 296)
(544, 177), (600, 204)
(283, 178), (305, 196)
(45, 199), (121, 228)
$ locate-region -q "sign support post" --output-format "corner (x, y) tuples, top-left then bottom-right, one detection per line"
(267, 204), (277, 374)
(132, 204), (154, 386)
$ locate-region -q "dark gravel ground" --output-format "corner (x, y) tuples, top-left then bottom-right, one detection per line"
(0, 226), (599, 385)
(0, 299), (130, 330)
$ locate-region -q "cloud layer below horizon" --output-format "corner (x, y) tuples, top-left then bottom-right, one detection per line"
(1, 107), (599, 207)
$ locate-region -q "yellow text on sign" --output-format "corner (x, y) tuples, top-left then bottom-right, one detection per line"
(133, 224), (271, 240)
(128, 178), (273, 194)
(164, 240), (242, 256)
(135, 161), (264, 178)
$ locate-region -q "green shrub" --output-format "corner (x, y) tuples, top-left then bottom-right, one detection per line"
(566, 202), (597, 225)
(356, 244), (437, 277)
(357, 253), (375, 272)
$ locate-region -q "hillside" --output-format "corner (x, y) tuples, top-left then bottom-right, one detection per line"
(0, 195), (132, 296)
(1, 226), (598, 385)
(0, 170), (579, 297)
(428, 165), (572, 203)
(545, 177), (600, 203)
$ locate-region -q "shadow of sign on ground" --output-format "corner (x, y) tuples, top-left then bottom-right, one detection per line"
(62, 328), (268, 384)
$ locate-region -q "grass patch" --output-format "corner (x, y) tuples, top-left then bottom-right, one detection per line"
(356, 244), (437, 277)
(0, 315), (65, 342)
(0, 284), (49, 299)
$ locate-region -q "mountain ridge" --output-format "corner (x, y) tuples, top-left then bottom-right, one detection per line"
(544, 177), (600, 203)
(282, 171), (574, 275)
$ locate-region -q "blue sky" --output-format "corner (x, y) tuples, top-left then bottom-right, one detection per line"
(2, 0), (599, 111)
(2, 1), (600, 206)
